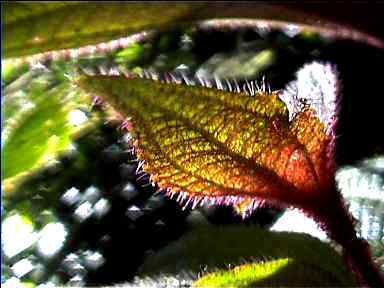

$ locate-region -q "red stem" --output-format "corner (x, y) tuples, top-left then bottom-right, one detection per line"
(313, 190), (383, 287)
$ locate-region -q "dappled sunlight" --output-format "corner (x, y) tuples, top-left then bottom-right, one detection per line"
(336, 155), (384, 240)
(11, 258), (34, 279)
(3, 214), (67, 259)
(336, 156), (384, 202)
(2, 214), (38, 258)
(37, 222), (67, 258)
(68, 109), (88, 126)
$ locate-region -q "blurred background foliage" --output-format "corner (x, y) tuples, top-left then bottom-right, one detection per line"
(2, 2), (384, 287)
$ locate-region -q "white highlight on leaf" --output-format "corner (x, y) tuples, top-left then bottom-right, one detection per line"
(11, 258), (34, 278)
(94, 198), (111, 219)
(83, 250), (105, 269)
(2, 277), (22, 288)
(83, 185), (101, 203)
(36, 282), (56, 288)
(2, 214), (38, 258)
(73, 201), (93, 222)
(336, 156), (384, 202)
(61, 187), (81, 206)
(37, 222), (67, 257)
(68, 109), (88, 126)
(280, 61), (339, 133)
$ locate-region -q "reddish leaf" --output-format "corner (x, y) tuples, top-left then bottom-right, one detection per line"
(76, 71), (335, 216)
(76, 65), (384, 287)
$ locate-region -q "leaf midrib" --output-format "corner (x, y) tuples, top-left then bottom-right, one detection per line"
(107, 90), (302, 200)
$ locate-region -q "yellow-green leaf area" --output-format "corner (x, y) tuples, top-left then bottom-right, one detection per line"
(1, 59), (29, 85)
(4, 2), (202, 58)
(193, 258), (291, 287)
(139, 226), (357, 287)
(193, 257), (350, 287)
(2, 82), (90, 193)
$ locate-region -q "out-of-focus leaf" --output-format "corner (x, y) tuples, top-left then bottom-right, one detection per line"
(77, 75), (334, 216)
(137, 226), (357, 287)
(2, 84), (71, 180)
(3, 1), (80, 25)
(114, 43), (146, 64)
(197, 50), (275, 79)
(3, 2), (203, 58)
(2, 82), (90, 193)
(1, 59), (30, 85)
(5, 2), (383, 59)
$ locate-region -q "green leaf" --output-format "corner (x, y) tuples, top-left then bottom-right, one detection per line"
(114, 43), (146, 64)
(138, 226), (357, 287)
(3, 2), (80, 25)
(2, 84), (70, 179)
(1, 59), (30, 85)
(3, 2), (202, 58)
(193, 259), (312, 287)
(5, 2), (383, 59)
(2, 82), (90, 193)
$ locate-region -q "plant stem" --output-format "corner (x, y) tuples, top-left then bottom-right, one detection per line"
(315, 190), (383, 287)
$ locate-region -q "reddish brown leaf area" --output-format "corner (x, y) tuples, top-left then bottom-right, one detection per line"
(77, 75), (334, 215)
(288, 108), (334, 193)
(77, 72), (384, 287)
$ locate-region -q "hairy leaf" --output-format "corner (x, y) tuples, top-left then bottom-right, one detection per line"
(193, 259), (344, 287)
(77, 67), (383, 287)
(194, 259), (293, 287)
(5, 2), (383, 58)
(77, 74), (334, 216)
(137, 226), (357, 287)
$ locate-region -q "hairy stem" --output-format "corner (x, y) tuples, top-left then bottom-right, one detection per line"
(315, 188), (383, 287)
